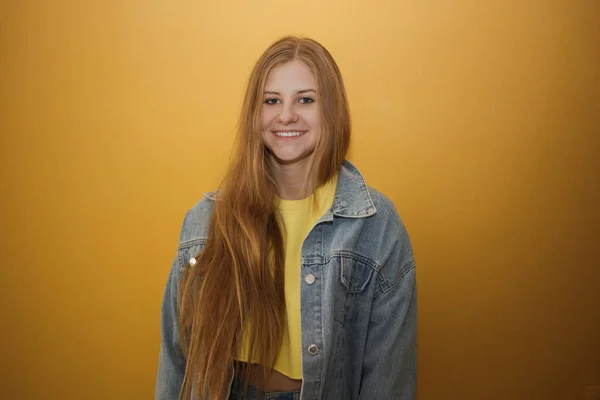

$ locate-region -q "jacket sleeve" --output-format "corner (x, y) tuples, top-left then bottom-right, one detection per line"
(358, 230), (417, 399)
(155, 255), (186, 400)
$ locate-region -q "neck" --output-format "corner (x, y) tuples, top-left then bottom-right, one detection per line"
(269, 156), (315, 200)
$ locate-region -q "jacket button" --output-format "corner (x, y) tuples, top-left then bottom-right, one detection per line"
(308, 344), (319, 355)
(304, 274), (316, 285)
(189, 257), (197, 267)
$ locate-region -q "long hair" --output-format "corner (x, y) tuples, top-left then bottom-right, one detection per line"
(177, 36), (351, 399)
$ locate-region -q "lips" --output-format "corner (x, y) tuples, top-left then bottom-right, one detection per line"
(273, 131), (306, 138)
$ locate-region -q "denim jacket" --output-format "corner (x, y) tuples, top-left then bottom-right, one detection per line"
(156, 160), (417, 399)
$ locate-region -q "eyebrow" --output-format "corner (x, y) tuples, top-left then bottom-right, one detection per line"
(263, 89), (317, 95)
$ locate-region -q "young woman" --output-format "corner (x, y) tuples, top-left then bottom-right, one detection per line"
(155, 36), (417, 400)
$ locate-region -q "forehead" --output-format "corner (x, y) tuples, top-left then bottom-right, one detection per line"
(264, 60), (316, 90)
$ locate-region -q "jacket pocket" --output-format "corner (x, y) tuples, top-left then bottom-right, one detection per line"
(177, 238), (207, 272)
(339, 253), (376, 293)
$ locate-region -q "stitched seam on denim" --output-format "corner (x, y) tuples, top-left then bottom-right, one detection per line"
(177, 237), (208, 250)
(335, 250), (380, 271)
(332, 209), (376, 219)
(176, 252), (185, 273)
(177, 239), (207, 272)
(341, 257), (375, 293)
(375, 271), (389, 296)
(330, 160), (376, 218)
(302, 250), (381, 270)
(324, 320), (345, 396)
(345, 159), (377, 212)
(373, 259), (415, 300)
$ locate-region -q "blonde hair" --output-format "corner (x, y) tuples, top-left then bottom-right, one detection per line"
(177, 36), (351, 399)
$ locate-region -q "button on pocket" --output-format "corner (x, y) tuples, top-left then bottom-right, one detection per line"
(304, 274), (316, 285)
(340, 256), (374, 293)
(177, 239), (207, 271)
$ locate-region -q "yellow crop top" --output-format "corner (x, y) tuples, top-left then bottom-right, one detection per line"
(235, 175), (338, 379)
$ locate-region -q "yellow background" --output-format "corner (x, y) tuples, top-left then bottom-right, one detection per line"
(1, 1), (598, 399)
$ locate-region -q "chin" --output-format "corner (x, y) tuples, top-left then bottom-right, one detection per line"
(268, 151), (313, 166)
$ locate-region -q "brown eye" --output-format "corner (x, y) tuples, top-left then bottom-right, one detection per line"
(299, 97), (314, 104)
(264, 98), (280, 105)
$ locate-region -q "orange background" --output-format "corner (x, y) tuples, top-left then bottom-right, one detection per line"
(1, 1), (599, 399)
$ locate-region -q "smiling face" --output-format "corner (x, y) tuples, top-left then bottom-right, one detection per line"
(261, 60), (320, 170)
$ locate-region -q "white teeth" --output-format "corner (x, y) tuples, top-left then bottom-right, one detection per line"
(275, 131), (304, 137)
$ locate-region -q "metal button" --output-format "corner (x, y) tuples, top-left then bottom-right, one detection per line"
(304, 274), (316, 285)
(340, 201), (348, 208)
(308, 344), (319, 355)
(189, 257), (197, 267)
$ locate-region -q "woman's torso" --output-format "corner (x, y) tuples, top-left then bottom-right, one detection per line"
(169, 160), (416, 399)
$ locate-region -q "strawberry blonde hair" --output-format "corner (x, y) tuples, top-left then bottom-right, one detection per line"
(177, 36), (351, 399)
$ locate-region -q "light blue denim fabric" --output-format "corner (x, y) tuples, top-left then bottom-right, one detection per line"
(155, 160), (417, 399)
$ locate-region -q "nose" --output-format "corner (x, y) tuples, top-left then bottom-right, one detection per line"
(277, 103), (298, 124)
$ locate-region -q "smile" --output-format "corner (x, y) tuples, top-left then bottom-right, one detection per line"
(274, 131), (306, 138)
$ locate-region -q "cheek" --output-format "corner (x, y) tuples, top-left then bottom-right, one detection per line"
(261, 107), (276, 130)
(305, 109), (320, 129)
